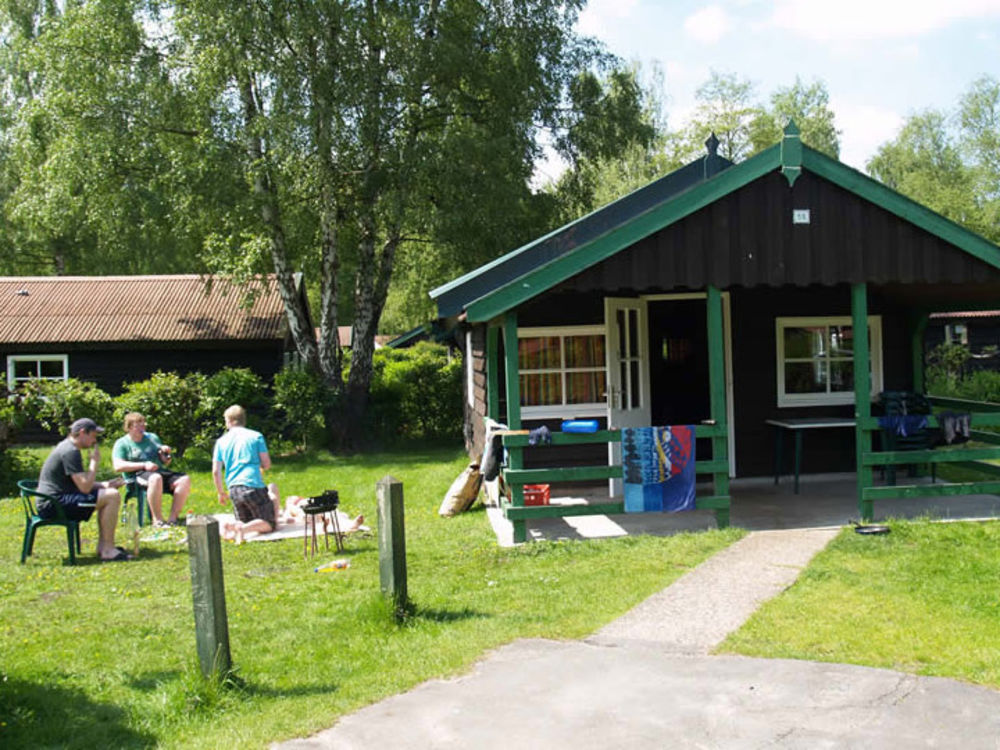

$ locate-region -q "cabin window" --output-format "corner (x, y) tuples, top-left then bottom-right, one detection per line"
(775, 317), (882, 407)
(7, 354), (69, 386)
(945, 323), (968, 346)
(518, 326), (606, 417)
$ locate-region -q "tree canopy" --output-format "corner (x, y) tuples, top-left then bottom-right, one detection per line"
(867, 75), (1000, 243)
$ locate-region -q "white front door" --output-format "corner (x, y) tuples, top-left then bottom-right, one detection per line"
(605, 297), (651, 495)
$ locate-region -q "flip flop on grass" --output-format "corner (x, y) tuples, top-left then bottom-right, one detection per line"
(102, 550), (133, 562)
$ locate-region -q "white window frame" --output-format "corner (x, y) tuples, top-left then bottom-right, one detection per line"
(518, 325), (606, 418)
(775, 316), (883, 407)
(7, 354), (69, 386)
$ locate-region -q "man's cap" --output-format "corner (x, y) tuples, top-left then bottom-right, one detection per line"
(70, 418), (105, 435)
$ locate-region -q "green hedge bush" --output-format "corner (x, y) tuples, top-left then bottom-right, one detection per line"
(19, 377), (116, 434)
(114, 371), (205, 458)
(367, 342), (462, 444)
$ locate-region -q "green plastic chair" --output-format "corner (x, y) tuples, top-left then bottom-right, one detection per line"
(16, 479), (92, 565)
(124, 478), (149, 527)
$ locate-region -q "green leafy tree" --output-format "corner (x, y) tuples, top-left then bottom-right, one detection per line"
(0, 0), (211, 275)
(678, 72), (840, 164)
(751, 77), (840, 158)
(867, 76), (1000, 243)
(168, 0), (638, 447)
(680, 71), (764, 162)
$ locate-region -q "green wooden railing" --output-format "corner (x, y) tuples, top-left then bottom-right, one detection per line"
(856, 395), (1000, 518)
(499, 424), (731, 531)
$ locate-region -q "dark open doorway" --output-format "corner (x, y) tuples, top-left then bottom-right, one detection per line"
(648, 298), (711, 426)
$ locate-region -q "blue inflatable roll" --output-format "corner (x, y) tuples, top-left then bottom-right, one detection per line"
(561, 419), (599, 433)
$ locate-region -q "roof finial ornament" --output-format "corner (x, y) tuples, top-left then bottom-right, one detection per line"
(705, 132), (719, 156)
(780, 119), (803, 187)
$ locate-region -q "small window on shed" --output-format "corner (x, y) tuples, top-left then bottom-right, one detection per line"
(7, 354), (69, 386)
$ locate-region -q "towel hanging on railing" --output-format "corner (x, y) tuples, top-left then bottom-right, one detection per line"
(621, 425), (696, 513)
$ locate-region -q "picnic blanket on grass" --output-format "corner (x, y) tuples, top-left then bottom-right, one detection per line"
(210, 512), (369, 542)
(622, 425), (696, 513)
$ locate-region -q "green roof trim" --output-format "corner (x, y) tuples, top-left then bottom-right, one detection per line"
(384, 323), (429, 348)
(800, 149), (1000, 272)
(463, 145), (781, 322)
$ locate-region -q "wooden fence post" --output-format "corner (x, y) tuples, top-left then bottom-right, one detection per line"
(187, 516), (232, 679)
(377, 475), (407, 614)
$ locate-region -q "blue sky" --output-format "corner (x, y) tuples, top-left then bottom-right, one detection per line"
(570, 0), (1000, 171)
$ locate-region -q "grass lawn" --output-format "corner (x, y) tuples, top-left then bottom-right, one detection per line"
(721, 518), (1000, 689)
(0, 442), (742, 749)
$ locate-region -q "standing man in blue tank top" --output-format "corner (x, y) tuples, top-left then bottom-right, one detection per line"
(212, 404), (281, 544)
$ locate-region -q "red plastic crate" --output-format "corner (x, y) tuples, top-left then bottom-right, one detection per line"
(523, 484), (550, 506)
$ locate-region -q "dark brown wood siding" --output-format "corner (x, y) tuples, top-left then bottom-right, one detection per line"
(465, 325), (488, 458)
(730, 284), (914, 476)
(558, 171), (1000, 294)
(2, 340), (285, 395)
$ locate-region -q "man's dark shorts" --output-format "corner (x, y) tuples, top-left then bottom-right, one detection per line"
(230, 485), (276, 528)
(136, 470), (187, 494)
(38, 492), (99, 522)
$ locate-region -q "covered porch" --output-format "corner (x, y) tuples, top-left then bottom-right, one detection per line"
(484, 472), (1000, 546)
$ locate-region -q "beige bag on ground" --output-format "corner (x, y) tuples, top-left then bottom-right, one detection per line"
(439, 463), (483, 517)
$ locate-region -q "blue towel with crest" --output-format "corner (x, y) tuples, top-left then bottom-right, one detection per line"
(621, 425), (696, 513)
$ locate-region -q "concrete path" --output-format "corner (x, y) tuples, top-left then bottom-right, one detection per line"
(590, 528), (839, 654)
(274, 526), (1000, 749)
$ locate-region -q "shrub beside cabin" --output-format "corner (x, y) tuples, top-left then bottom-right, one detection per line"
(432, 124), (1000, 543)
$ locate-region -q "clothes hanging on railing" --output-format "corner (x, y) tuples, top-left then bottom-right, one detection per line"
(938, 411), (971, 445)
(481, 419), (507, 481)
(527, 425), (552, 446)
(621, 425), (696, 513)
(877, 414), (929, 437)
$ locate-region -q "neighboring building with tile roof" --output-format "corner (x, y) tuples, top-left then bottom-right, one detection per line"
(1, 274), (307, 393)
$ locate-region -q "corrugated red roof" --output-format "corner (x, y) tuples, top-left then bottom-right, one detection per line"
(929, 310), (1000, 319)
(0, 275), (288, 344)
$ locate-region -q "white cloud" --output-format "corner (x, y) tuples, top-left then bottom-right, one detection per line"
(830, 98), (905, 170)
(577, 0), (640, 37)
(683, 5), (733, 43)
(769, 0), (1000, 41)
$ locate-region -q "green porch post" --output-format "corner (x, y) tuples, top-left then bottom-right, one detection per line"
(486, 325), (500, 421)
(911, 313), (929, 394)
(706, 285), (730, 528)
(502, 313), (526, 543)
(852, 283), (874, 520)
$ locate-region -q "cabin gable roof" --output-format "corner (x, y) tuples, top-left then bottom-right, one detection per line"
(444, 125), (1000, 324)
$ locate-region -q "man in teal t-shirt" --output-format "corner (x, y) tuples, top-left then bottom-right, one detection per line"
(212, 404), (280, 543)
(112, 412), (190, 527)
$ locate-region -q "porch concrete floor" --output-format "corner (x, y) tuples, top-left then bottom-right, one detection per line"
(486, 472), (1000, 546)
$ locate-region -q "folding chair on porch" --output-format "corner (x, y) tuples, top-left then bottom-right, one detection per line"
(877, 391), (938, 485)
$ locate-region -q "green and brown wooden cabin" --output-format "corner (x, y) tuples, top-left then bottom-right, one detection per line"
(431, 123), (1000, 543)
